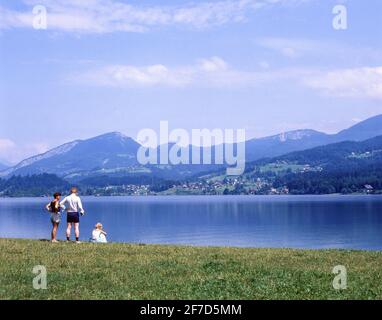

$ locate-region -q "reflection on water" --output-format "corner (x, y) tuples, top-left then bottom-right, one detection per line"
(0, 195), (381, 250)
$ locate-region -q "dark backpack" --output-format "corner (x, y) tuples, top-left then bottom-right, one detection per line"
(50, 200), (60, 213)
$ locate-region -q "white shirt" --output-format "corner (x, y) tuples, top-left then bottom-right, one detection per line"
(92, 229), (107, 243)
(60, 193), (85, 214)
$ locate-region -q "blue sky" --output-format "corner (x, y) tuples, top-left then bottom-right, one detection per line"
(0, 0), (381, 163)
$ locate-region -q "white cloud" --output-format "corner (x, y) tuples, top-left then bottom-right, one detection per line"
(70, 56), (295, 88)
(0, 0), (310, 33)
(199, 56), (228, 72)
(256, 37), (382, 62)
(71, 57), (382, 101)
(258, 61), (270, 69)
(303, 66), (382, 99)
(256, 37), (319, 58)
(0, 138), (49, 164)
(0, 139), (16, 151)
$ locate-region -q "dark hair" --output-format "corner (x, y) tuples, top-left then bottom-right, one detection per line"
(53, 192), (61, 199)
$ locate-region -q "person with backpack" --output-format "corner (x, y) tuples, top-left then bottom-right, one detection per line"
(45, 192), (63, 243)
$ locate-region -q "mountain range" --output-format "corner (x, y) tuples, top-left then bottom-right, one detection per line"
(245, 114), (382, 160)
(198, 135), (382, 195)
(1, 114), (382, 182)
(262, 135), (382, 194)
(244, 134), (382, 175)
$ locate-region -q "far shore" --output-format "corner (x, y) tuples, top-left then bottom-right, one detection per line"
(0, 193), (381, 199)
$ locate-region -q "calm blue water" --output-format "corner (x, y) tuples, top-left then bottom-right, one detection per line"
(0, 195), (381, 250)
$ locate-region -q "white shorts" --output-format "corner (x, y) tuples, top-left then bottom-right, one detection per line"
(50, 213), (61, 224)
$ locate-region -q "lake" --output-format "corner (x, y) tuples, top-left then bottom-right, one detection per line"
(0, 195), (381, 250)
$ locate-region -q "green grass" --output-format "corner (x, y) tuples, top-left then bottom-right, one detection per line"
(0, 238), (381, 300)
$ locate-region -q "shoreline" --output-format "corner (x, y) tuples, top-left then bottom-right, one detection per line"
(1, 236), (381, 252)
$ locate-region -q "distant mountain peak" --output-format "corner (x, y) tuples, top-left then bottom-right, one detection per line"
(88, 132), (139, 145)
(0, 140), (80, 177)
(91, 131), (129, 139)
(274, 129), (326, 142)
(336, 114), (382, 141)
(0, 131), (140, 178)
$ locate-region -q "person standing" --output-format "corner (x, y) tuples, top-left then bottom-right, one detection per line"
(60, 187), (85, 243)
(45, 192), (63, 243)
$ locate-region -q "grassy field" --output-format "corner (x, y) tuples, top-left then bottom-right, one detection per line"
(0, 238), (381, 300)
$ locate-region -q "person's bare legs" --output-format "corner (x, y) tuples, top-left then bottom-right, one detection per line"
(74, 223), (80, 242)
(66, 223), (72, 240)
(51, 222), (59, 241)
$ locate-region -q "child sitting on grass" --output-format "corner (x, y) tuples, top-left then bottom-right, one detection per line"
(91, 223), (108, 243)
